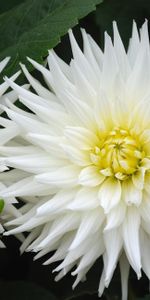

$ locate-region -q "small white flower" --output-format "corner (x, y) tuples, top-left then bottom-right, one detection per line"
(1, 21), (150, 299)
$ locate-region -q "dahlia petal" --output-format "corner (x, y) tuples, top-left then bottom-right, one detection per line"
(127, 38), (150, 102)
(36, 213), (80, 250)
(102, 32), (118, 91)
(4, 107), (54, 135)
(5, 214), (48, 234)
(70, 59), (97, 104)
(132, 168), (145, 190)
(54, 232), (102, 270)
(122, 179), (142, 206)
(72, 240), (101, 274)
(111, 95), (130, 128)
(123, 207), (141, 277)
(144, 172), (150, 194)
(19, 96), (69, 130)
(55, 263), (75, 283)
(61, 143), (91, 166)
(0, 145), (39, 156)
(0, 240), (5, 248)
(98, 178), (121, 213)
(87, 34), (103, 69)
(140, 228), (150, 279)
(98, 254), (107, 296)
(37, 188), (78, 216)
(1, 70), (20, 97)
(20, 63), (55, 100)
(0, 83), (29, 114)
(43, 232), (75, 265)
(27, 223), (56, 251)
(64, 126), (99, 150)
(0, 125), (19, 145)
(0, 169), (27, 184)
(36, 165), (80, 187)
(104, 228), (122, 286)
(20, 227), (41, 254)
(104, 202), (126, 231)
(5, 76), (61, 110)
(128, 20), (140, 67)
(72, 266), (91, 289)
(47, 49), (71, 78)
(140, 20), (149, 51)
(3, 153), (61, 174)
(69, 29), (97, 87)
(79, 166), (105, 187)
(69, 210), (104, 250)
(1, 176), (53, 197)
(0, 57), (10, 72)
(59, 89), (95, 128)
(27, 57), (54, 90)
(140, 192), (150, 223)
(95, 89), (113, 131)
(46, 50), (74, 94)
(113, 21), (131, 80)
(67, 187), (99, 210)
(81, 28), (101, 78)
(27, 133), (66, 158)
(34, 242), (58, 260)
(119, 253), (130, 300)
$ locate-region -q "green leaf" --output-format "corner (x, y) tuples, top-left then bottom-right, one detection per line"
(0, 0), (63, 53)
(0, 0), (103, 77)
(0, 199), (4, 213)
(0, 0), (25, 14)
(0, 281), (58, 300)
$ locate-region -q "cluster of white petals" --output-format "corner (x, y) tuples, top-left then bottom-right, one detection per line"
(0, 57), (23, 247)
(1, 21), (150, 299)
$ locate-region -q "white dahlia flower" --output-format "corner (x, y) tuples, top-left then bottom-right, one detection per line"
(0, 57), (23, 247)
(1, 21), (150, 299)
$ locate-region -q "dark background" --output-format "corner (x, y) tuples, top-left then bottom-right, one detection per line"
(0, 0), (150, 299)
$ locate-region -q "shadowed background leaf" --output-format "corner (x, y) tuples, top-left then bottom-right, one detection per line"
(0, 281), (58, 300)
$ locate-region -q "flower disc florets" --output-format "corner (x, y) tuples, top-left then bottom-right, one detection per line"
(91, 127), (145, 180)
(2, 21), (150, 300)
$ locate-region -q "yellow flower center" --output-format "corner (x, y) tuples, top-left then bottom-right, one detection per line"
(90, 128), (145, 180)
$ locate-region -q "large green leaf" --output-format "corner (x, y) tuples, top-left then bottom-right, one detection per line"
(0, 0), (63, 53)
(0, 0), (25, 14)
(0, 0), (103, 77)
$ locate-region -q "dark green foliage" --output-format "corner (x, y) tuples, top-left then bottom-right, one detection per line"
(0, 0), (103, 78)
(0, 281), (58, 300)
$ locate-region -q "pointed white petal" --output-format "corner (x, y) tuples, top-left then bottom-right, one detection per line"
(67, 187), (99, 210)
(123, 207), (141, 277)
(36, 165), (80, 187)
(98, 178), (121, 213)
(104, 202), (126, 231)
(79, 166), (105, 187)
(69, 210), (104, 250)
(104, 228), (123, 286)
(122, 179), (142, 206)
(119, 253), (130, 300)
